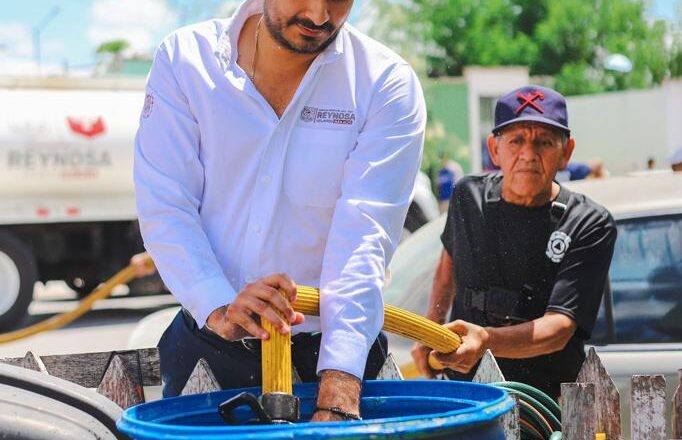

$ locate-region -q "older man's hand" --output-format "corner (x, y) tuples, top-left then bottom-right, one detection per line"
(411, 342), (438, 378)
(431, 320), (489, 374)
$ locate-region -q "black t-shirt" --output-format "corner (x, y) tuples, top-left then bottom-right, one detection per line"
(440, 174), (617, 399)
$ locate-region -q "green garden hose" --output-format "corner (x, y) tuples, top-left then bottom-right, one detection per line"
(492, 381), (563, 440)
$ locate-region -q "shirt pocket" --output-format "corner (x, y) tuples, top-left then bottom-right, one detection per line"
(284, 126), (358, 208)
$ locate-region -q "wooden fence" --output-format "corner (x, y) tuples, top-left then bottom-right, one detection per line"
(1, 347), (680, 440)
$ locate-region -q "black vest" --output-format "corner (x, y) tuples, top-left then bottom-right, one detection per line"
(448, 174), (570, 326)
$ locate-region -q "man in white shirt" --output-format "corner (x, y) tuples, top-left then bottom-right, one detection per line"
(135, 0), (425, 422)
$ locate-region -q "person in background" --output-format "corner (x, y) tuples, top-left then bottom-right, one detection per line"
(437, 158), (463, 212)
(647, 157), (656, 170)
(411, 85), (617, 400)
(555, 159), (607, 182)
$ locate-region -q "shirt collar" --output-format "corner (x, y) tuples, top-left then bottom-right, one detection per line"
(215, 0), (345, 70)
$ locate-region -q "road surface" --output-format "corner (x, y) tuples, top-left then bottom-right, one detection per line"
(0, 281), (178, 359)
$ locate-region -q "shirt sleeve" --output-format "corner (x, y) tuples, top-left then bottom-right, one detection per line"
(134, 41), (236, 328)
(546, 209), (617, 338)
(316, 64), (426, 379)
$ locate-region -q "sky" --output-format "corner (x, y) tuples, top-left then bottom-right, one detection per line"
(0, 0), (677, 76)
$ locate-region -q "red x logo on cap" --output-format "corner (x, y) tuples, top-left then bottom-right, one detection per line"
(515, 90), (545, 114)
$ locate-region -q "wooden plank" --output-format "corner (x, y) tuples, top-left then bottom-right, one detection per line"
(472, 350), (519, 440)
(21, 351), (48, 373)
(502, 395), (520, 440)
(576, 347), (621, 439)
(561, 382), (597, 440)
(631, 375), (666, 440)
(0, 356), (24, 368)
(377, 353), (404, 380)
(2, 348), (160, 387)
(181, 358), (221, 396)
(473, 350), (505, 383)
(96, 355), (144, 409)
(673, 369), (682, 440)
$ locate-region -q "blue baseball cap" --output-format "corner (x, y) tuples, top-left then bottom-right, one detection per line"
(492, 85), (570, 135)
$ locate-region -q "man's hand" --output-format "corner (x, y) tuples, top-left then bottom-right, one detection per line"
(431, 320), (489, 374)
(310, 370), (361, 422)
(130, 252), (156, 278)
(205, 273), (305, 341)
(410, 342), (438, 378)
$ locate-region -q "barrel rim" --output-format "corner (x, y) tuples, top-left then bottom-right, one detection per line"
(118, 380), (514, 439)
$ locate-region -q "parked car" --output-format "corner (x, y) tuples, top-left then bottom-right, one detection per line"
(384, 172), (682, 439)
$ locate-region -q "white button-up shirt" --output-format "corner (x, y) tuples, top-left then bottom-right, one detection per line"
(134, 0), (426, 379)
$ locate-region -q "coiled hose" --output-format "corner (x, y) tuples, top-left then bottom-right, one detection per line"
(492, 381), (563, 440)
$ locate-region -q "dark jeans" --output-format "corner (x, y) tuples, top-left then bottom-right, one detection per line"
(158, 309), (388, 397)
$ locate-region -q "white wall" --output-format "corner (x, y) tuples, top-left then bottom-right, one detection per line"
(567, 80), (682, 175)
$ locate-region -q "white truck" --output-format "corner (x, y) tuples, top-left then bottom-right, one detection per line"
(0, 77), (439, 330)
(0, 77), (154, 329)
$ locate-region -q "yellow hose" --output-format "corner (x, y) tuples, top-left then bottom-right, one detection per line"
(261, 286), (457, 388)
(0, 258), (154, 344)
(293, 286), (461, 354)
(261, 290), (293, 394)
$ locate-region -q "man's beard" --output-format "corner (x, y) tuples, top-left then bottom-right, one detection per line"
(263, 9), (341, 55)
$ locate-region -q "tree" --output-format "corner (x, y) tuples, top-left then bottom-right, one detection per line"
(96, 40), (131, 73)
(412, 0), (676, 94)
(96, 40), (130, 56)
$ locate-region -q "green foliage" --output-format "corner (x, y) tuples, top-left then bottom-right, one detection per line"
(96, 40), (130, 55)
(671, 44), (682, 77)
(412, 0), (678, 94)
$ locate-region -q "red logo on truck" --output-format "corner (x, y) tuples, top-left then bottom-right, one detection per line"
(67, 116), (106, 138)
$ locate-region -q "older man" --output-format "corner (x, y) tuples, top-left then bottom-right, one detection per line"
(411, 86), (616, 399)
(136, 0), (425, 422)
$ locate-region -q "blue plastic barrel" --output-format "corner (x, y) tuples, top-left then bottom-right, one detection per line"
(118, 380), (514, 439)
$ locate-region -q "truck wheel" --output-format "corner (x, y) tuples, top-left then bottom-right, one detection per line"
(0, 232), (37, 331)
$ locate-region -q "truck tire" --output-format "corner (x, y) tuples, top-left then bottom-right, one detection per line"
(0, 232), (37, 331)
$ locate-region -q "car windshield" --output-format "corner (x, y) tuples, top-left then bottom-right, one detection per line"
(609, 215), (682, 343)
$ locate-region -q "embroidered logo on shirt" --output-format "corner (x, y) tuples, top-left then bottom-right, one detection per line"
(300, 106), (356, 125)
(546, 231), (571, 263)
(142, 93), (154, 119)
